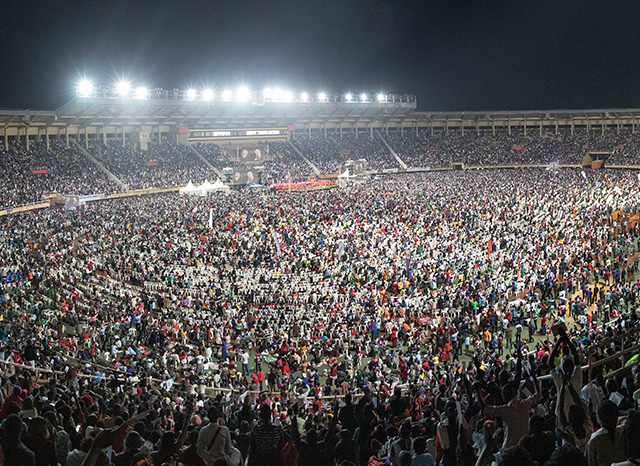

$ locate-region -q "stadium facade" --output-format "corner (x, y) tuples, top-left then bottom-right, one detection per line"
(3, 89), (640, 151)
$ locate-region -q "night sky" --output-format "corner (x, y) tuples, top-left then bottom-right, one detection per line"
(2, 0), (640, 112)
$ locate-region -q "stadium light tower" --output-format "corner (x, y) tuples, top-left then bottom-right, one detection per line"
(318, 92), (327, 101)
(202, 89), (214, 101)
(283, 90), (294, 102)
(377, 93), (386, 102)
(222, 89), (232, 100)
(263, 88), (273, 99)
(345, 93), (353, 102)
(360, 93), (367, 102)
(300, 92), (309, 102)
(186, 88), (197, 100)
(77, 80), (92, 97)
(236, 86), (250, 101)
(272, 88), (283, 100)
(116, 80), (130, 97)
(134, 86), (148, 99)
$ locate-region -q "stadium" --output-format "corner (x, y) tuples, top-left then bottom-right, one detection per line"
(2, 3), (640, 466)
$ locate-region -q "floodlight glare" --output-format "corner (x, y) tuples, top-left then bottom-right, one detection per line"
(134, 86), (148, 99)
(318, 92), (327, 101)
(202, 89), (214, 101)
(222, 89), (233, 100)
(186, 89), (197, 100)
(236, 86), (250, 101)
(116, 80), (130, 96)
(377, 93), (386, 102)
(345, 93), (353, 102)
(272, 88), (283, 100)
(78, 80), (92, 97)
(283, 90), (294, 101)
(300, 92), (309, 102)
(263, 88), (273, 98)
(360, 93), (367, 101)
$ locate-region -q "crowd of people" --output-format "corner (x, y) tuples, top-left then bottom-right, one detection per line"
(1, 167), (640, 466)
(0, 141), (121, 210)
(5, 128), (640, 211)
(383, 128), (640, 168)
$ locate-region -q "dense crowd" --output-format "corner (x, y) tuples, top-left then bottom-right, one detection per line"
(292, 134), (399, 173)
(383, 128), (640, 168)
(0, 141), (121, 210)
(90, 141), (212, 190)
(5, 128), (640, 211)
(1, 168), (640, 466)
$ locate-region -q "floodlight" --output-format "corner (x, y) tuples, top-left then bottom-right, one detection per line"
(78, 80), (92, 97)
(263, 88), (273, 98)
(202, 89), (214, 101)
(236, 86), (250, 101)
(345, 93), (353, 102)
(377, 94), (386, 102)
(318, 92), (327, 101)
(300, 92), (309, 101)
(116, 80), (130, 96)
(222, 89), (232, 100)
(360, 93), (367, 101)
(272, 88), (283, 100)
(134, 86), (148, 99)
(283, 90), (294, 101)
(186, 89), (197, 100)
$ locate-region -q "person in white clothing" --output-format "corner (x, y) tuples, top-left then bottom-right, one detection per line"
(197, 406), (233, 466)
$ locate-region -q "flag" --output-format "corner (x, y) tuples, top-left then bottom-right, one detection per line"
(488, 239), (493, 260)
(581, 170), (587, 180)
(208, 208), (213, 229)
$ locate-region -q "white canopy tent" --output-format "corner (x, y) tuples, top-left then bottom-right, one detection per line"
(179, 181), (200, 195)
(337, 169), (357, 186)
(200, 178), (231, 195)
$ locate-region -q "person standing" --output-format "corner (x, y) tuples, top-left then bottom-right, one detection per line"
(247, 405), (284, 466)
(197, 407), (233, 466)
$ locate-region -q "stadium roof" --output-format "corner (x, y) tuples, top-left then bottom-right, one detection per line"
(0, 108), (58, 128)
(3, 98), (640, 132)
(52, 95), (418, 129)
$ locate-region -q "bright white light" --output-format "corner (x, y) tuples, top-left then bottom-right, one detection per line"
(283, 90), (294, 101)
(202, 89), (214, 101)
(345, 93), (353, 102)
(116, 80), (130, 96)
(236, 86), (250, 101)
(222, 89), (232, 100)
(134, 87), (148, 99)
(300, 92), (309, 101)
(263, 88), (273, 98)
(272, 88), (283, 100)
(78, 80), (92, 97)
(360, 93), (367, 101)
(377, 93), (386, 102)
(318, 92), (327, 101)
(186, 89), (197, 100)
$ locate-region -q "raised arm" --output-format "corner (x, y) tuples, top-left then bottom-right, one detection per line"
(174, 403), (194, 453)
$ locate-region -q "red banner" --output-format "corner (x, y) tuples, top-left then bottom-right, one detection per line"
(146, 162), (158, 166)
(429, 149), (439, 152)
(582, 146), (589, 150)
(617, 146), (624, 149)
(31, 169), (48, 174)
(288, 125), (297, 131)
(512, 146), (524, 150)
(178, 126), (189, 134)
(341, 151), (351, 156)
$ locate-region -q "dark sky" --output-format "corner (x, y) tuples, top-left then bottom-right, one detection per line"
(2, 0), (640, 112)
